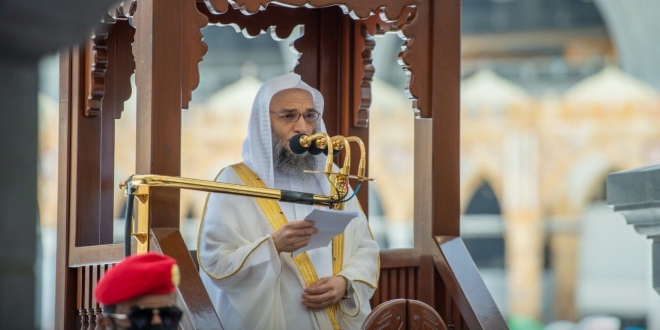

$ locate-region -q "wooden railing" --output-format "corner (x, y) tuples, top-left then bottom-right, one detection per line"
(66, 234), (506, 330)
(370, 239), (508, 330)
(75, 263), (111, 329)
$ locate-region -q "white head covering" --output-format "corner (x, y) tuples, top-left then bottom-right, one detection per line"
(241, 73), (330, 190)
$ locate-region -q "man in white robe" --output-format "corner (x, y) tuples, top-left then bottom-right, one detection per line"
(198, 73), (380, 330)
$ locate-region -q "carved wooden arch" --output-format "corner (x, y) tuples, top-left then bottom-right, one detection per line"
(197, 0), (419, 128)
(86, 8), (136, 118)
(88, 0), (428, 124)
(204, 0), (417, 21)
(87, 0), (208, 117)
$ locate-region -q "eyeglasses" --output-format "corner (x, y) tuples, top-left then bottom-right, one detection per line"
(105, 305), (183, 330)
(270, 111), (320, 122)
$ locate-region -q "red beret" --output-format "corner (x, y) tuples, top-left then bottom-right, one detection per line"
(95, 252), (179, 305)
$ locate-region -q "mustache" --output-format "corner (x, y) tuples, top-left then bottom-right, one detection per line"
(272, 132), (317, 176)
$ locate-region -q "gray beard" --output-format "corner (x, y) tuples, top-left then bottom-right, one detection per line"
(272, 132), (318, 180)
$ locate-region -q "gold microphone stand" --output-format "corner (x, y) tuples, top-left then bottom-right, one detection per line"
(119, 134), (372, 255)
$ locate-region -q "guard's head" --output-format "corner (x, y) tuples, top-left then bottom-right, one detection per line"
(95, 252), (182, 330)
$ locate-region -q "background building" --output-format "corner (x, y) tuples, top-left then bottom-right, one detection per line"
(32, 0), (660, 328)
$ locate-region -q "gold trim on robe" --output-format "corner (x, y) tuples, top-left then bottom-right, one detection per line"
(231, 163), (341, 330)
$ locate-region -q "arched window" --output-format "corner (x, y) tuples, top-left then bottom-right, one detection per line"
(462, 181), (505, 268)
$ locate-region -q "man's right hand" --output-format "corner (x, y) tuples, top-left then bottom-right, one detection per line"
(271, 220), (318, 253)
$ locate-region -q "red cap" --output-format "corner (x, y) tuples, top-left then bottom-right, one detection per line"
(94, 252), (179, 305)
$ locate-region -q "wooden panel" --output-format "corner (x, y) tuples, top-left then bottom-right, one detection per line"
(362, 299), (407, 330)
(413, 118), (437, 308)
(133, 0), (183, 228)
(411, 66), (433, 249)
(408, 300), (448, 330)
(71, 43), (110, 246)
(151, 228), (224, 329)
(433, 236), (508, 329)
(293, 10), (321, 94)
(379, 248), (418, 269)
(56, 48), (78, 330)
(69, 244), (125, 267)
(99, 37), (116, 247)
(317, 6), (343, 137)
(371, 266), (418, 307)
(364, 299), (449, 330)
(430, 0), (461, 238)
(63, 38), (114, 248)
(399, 1), (431, 118)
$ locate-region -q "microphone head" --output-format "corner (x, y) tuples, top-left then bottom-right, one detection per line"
(308, 143), (325, 155)
(289, 134), (309, 154)
(318, 146), (342, 157)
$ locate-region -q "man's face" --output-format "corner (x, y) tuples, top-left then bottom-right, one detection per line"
(269, 88), (318, 152)
(99, 293), (179, 330)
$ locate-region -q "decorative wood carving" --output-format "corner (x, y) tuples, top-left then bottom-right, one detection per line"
(408, 300), (447, 330)
(108, 0), (137, 19)
(203, 0), (230, 15)
(87, 12), (136, 118)
(75, 264), (115, 330)
(349, 7), (414, 127)
(362, 299), (407, 330)
(291, 15), (319, 79)
(87, 27), (110, 117)
(398, 3), (429, 118)
(363, 6), (415, 35)
(86, 308), (95, 330)
(93, 308), (103, 330)
(206, 0), (418, 21)
(107, 20), (137, 119)
(201, 3), (414, 127)
(350, 23), (374, 127)
(103, 0), (206, 111)
(202, 3), (303, 40)
(363, 299), (447, 330)
(182, 0), (210, 109)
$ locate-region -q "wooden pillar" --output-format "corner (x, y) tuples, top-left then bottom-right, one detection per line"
(296, 6), (371, 210)
(68, 42), (114, 247)
(133, 0), (183, 228)
(55, 48), (78, 330)
(404, 0), (461, 310)
(430, 0), (461, 238)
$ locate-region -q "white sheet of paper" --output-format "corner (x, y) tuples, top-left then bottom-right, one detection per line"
(291, 208), (359, 257)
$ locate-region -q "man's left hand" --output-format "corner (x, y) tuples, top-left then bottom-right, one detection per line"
(301, 276), (347, 310)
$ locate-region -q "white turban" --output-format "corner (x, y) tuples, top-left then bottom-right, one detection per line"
(241, 73), (331, 192)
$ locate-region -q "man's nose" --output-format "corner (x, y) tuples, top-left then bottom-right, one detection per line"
(151, 312), (163, 324)
(151, 310), (163, 324)
(292, 115), (308, 134)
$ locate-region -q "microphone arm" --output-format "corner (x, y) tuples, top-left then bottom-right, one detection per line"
(119, 174), (337, 256)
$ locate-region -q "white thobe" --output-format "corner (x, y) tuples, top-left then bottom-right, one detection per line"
(198, 165), (379, 330)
